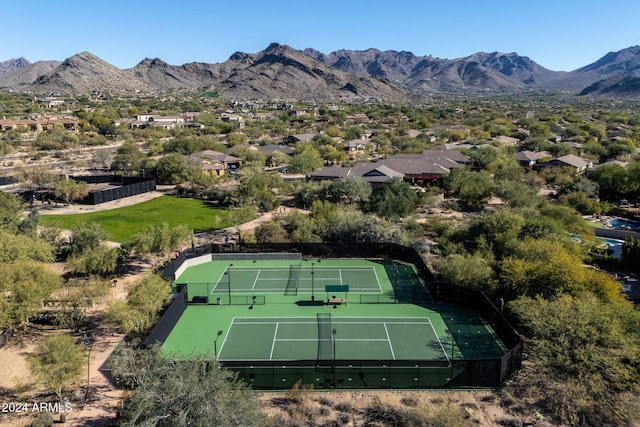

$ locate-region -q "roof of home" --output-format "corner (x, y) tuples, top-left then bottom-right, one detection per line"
(257, 144), (295, 155)
(514, 150), (551, 162)
(553, 154), (591, 168)
(287, 133), (316, 142)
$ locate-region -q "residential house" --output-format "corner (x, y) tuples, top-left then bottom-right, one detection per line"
(543, 154), (593, 173)
(282, 134), (316, 144)
(220, 112), (245, 129)
(310, 148), (469, 186)
(34, 97), (65, 108)
(147, 116), (185, 130)
(309, 163), (404, 189)
(343, 139), (367, 152)
(0, 115), (78, 133)
(491, 135), (520, 146)
(186, 150), (243, 176)
(255, 144), (294, 157)
(514, 150), (552, 168)
(346, 113), (369, 121)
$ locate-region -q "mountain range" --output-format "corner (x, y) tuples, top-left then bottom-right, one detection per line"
(2, 43), (640, 100)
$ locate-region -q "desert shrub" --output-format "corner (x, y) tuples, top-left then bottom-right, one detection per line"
(30, 412), (54, 427)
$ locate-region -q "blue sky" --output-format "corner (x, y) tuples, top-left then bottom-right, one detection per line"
(2, 0), (639, 72)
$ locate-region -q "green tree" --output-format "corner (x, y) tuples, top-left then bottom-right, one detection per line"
(0, 191), (26, 232)
(34, 127), (79, 150)
(437, 253), (495, 292)
(66, 245), (121, 277)
(29, 334), (85, 397)
(588, 163), (629, 201)
(223, 203), (258, 238)
(509, 295), (640, 426)
(129, 224), (191, 263)
(15, 166), (57, 191)
(235, 172), (286, 211)
(52, 179), (89, 206)
(370, 177), (417, 219)
(68, 222), (109, 255)
(0, 260), (61, 328)
(494, 180), (540, 208)
(293, 180), (329, 208)
(445, 169), (494, 211)
(0, 229), (54, 263)
(468, 209), (526, 258)
(154, 153), (188, 185)
(111, 141), (145, 174)
(106, 274), (171, 335)
(254, 221), (288, 243)
(622, 238), (640, 274)
(109, 343), (268, 427)
(328, 175), (372, 204)
(288, 146), (323, 174)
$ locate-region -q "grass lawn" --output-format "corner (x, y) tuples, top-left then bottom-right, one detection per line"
(585, 219), (608, 229)
(39, 196), (230, 243)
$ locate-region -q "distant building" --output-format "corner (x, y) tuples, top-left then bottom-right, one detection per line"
(186, 150), (243, 176)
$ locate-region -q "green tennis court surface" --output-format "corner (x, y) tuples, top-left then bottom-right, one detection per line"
(211, 266), (382, 294)
(160, 255), (509, 389)
(218, 316), (448, 362)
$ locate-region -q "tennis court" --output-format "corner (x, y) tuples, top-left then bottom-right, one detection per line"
(155, 247), (517, 389)
(211, 265), (382, 294)
(218, 316), (448, 362)
(176, 258), (392, 303)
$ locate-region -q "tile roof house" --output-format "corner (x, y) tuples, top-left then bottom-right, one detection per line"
(310, 148), (469, 185)
(309, 163), (404, 188)
(0, 115), (79, 133)
(514, 150), (552, 167)
(186, 150), (243, 176)
(544, 154), (593, 173)
(491, 135), (521, 145)
(282, 133), (316, 144)
(343, 139), (368, 152)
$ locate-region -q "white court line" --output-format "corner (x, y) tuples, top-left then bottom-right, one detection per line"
(251, 269), (261, 290)
(339, 269), (343, 284)
(232, 316), (433, 321)
(269, 322), (279, 360)
(211, 269), (228, 293)
(275, 338), (390, 342)
(211, 287), (380, 293)
(427, 317), (450, 364)
(383, 322), (396, 360)
(217, 318), (236, 357)
(371, 267), (383, 293)
(233, 321), (431, 325)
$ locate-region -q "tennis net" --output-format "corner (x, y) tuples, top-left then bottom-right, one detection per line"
(284, 264), (300, 296)
(316, 313), (332, 362)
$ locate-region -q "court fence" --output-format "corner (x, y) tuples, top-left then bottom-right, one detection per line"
(144, 287), (188, 347)
(155, 242), (522, 389)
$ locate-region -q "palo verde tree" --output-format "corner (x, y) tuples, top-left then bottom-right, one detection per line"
(109, 342), (268, 427)
(29, 334), (85, 397)
(52, 178), (89, 206)
(509, 294), (640, 427)
(106, 274), (172, 335)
